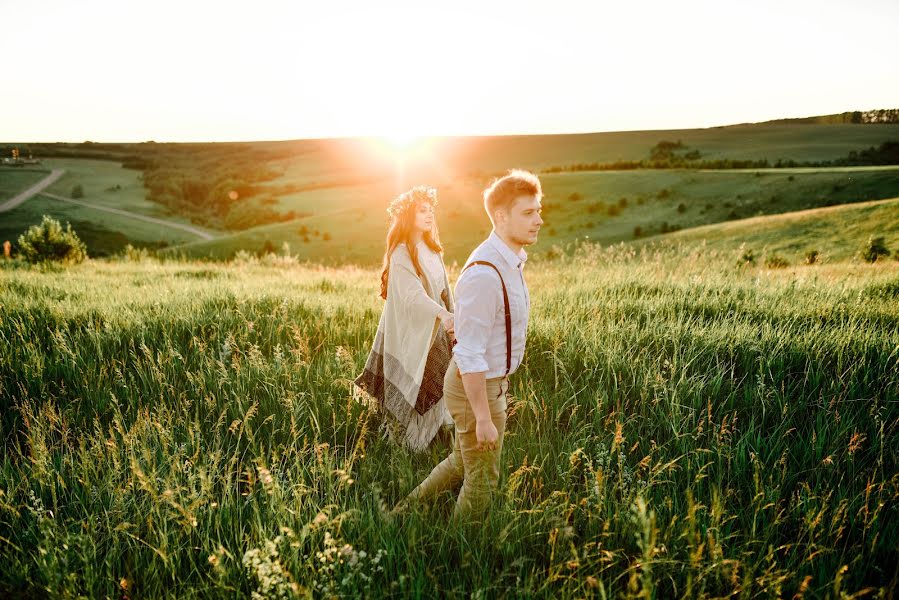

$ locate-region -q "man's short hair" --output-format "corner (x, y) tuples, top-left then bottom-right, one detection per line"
(483, 169), (542, 224)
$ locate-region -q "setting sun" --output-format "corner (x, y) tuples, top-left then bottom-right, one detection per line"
(367, 135), (433, 164)
(382, 133), (423, 151)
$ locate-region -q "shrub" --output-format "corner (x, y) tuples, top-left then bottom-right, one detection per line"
(568, 192), (583, 201)
(322, 232), (332, 241)
(659, 221), (681, 234)
(121, 244), (152, 262)
(677, 203), (687, 213)
(223, 199), (298, 230)
(737, 247), (755, 266)
(17, 215), (87, 264)
(617, 197), (628, 208)
(765, 254), (789, 269)
(861, 236), (891, 263)
(657, 188), (671, 200)
(606, 205), (621, 217)
(805, 250), (819, 265)
(71, 184), (84, 199)
(633, 226), (642, 238)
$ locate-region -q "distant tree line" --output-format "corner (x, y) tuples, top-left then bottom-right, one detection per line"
(831, 141), (899, 166)
(542, 140), (899, 174)
(760, 109), (899, 125)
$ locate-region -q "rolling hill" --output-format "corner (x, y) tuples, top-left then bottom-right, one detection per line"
(162, 167), (899, 265)
(3, 114), (899, 259)
(638, 195), (899, 264)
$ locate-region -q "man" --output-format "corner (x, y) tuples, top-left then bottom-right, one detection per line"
(398, 169), (543, 520)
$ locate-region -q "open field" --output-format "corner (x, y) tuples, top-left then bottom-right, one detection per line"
(0, 159), (219, 256)
(645, 196), (899, 264)
(222, 123), (899, 210)
(41, 159), (156, 212)
(164, 167), (899, 265)
(4, 121), (899, 258)
(0, 168), (51, 202)
(175, 122), (899, 176)
(1, 250), (896, 598)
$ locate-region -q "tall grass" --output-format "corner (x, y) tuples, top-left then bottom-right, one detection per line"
(1, 247), (896, 598)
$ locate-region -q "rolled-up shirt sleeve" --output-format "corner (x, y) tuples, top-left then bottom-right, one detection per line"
(453, 267), (499, 374)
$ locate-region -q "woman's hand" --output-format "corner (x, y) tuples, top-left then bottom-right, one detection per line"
(439, 311), (455, 337)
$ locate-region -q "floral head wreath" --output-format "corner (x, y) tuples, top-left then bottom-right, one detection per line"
(386, 186), (438, 220)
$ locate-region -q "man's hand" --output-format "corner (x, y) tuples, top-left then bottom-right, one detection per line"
(461, 371), (495, 451)
(476, 418), (498, 452)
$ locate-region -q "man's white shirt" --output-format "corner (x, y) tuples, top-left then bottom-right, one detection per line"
(452, 231), (531, 378)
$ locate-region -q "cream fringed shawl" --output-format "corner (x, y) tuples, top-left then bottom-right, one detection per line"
(354, 243), (455, 451)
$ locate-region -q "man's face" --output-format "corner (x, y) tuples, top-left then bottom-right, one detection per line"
(498, 194), (543, 246)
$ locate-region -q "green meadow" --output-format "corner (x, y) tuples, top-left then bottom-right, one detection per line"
(0, 169), (51, 202)
(649, 196), (899, 263)
(0, 160), (218, 256)
(1, 248), (896, 598)
(1, 118), (898, 597)
(5, 121), (899, 259)
(164, 167), (899, 265)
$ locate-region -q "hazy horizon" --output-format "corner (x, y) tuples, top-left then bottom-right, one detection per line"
(5, 108), (899, 146)
(4, 0), (899, 143)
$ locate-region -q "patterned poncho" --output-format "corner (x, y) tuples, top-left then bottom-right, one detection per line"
(354, 243), (454, 451)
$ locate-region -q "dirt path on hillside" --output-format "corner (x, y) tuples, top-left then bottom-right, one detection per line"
(0, 169), (65, 212)
(40, 192), (215, 240)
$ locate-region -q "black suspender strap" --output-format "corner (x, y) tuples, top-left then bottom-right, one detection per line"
(461, 260), (512, 377)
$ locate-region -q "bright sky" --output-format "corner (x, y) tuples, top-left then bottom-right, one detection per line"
(3, 0), (898, 142)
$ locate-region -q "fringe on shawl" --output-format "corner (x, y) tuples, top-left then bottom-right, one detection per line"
(354, 322), (453, 452)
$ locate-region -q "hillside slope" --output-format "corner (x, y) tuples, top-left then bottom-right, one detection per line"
(642, 196), (899, 263)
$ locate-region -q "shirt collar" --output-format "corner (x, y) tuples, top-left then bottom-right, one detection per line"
(488, 230), (528, 270)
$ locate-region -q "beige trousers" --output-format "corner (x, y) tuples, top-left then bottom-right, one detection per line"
(406, 357), (509, 519)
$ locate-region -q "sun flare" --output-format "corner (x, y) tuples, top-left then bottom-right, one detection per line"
(383, 133), (423, 151)
(367, 134), (433, 163)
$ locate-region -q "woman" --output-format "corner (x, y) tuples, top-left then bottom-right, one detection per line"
(354, 185), (456, 451)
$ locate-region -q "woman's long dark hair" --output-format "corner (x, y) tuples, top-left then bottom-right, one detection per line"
(380, 186), (443, 300)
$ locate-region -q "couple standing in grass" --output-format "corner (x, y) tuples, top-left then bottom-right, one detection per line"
(354, 169), (544, 519)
